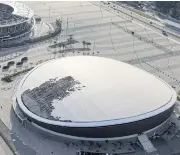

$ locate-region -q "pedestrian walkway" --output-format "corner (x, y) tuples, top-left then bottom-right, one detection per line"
(0, 136), (14, 155)
(0, 119), (18, 155)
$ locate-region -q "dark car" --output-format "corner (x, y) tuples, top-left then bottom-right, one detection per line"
(21, 57), (28, 63)
(16, 62), (23, 67)
(2, 66), (9, 70)
(7, 61), (15, 66)
(34, 15), (41, 22)
(2, 66), (9, 72)
(162, 30), (168, 36)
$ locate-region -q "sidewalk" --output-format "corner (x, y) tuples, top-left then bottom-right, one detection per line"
(0, 136), (14, 155)
(0, 119), (18, 155)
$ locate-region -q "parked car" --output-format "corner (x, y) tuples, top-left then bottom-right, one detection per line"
(21, 57), (28, 63)
(7, 61), (15, 66)
(162, 30), (168, 36)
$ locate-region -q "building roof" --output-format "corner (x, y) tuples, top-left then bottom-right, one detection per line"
(16, 56), (177, 127)
(0, 1), (34, 26)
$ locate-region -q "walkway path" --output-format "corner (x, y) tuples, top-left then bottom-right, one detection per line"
(0, 136), (13, 155)
(0, 119), (18, 155)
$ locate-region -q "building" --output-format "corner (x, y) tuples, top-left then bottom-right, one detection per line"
(0, 2), (35, 46)
(13, 56), (178, 154)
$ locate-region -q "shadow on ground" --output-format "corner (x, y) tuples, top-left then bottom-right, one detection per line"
(10, 107), (37, 155)
(0, 45), (30, 63)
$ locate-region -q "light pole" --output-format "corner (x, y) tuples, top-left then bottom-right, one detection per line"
(66, 17), (68, 38)
(100, 2), (103, 17)
(49, 5), (51, 21)
(110, 18), (112, 30)
(93, 37), (96, 54)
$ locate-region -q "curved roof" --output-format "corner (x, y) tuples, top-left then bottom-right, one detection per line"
(0, 3), (14, 14)
(16, 56), (177, 127)
(0, 1), (34, 26)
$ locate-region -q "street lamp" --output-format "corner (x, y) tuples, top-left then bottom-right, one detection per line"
(49, 5), (51, 21)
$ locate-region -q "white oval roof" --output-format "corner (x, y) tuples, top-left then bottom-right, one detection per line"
(16, 56), (177, 127)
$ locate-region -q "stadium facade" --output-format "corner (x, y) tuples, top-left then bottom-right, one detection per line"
(13, 56), (179, 154)
(0, 2), (35, 46)
(13, 56), (177, 139)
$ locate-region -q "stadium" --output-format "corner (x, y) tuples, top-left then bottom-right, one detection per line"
(13, 56), (177, 143)
(0, 1), (35, 46)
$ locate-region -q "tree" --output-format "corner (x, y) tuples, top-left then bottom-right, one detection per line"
(155, 1), (177, 14)
(68, 35), (73, 44)
(171, 2), (180, 20)
(68, 35), (74, 53)
(52, 51), (57, 59)
(56, 19), (62, 28)
(82, 41), (86, 49)
(60, 43), (66, 56)
(86, 42), (91, 49)
(62, 43), (66, 50)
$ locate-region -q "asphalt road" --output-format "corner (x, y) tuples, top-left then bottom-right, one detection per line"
(99, 2), (180, 45)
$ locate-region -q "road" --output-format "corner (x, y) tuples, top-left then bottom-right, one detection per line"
(0, 136), (13, 155)
(99, 2), (180, 45)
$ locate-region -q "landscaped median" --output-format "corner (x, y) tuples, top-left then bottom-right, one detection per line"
(176, 88), (180, 101)
(1, 67), (34, 83)
(0, 119), (18, 155)
(177, 93), (180, 101)
(124, 6), (158, 22)
(108, 2), (180, 41)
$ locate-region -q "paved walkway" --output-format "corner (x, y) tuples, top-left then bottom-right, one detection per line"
(0, 136), (14, 155)
(0, 117), (37, 155)
(0, 119), (18, 155)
